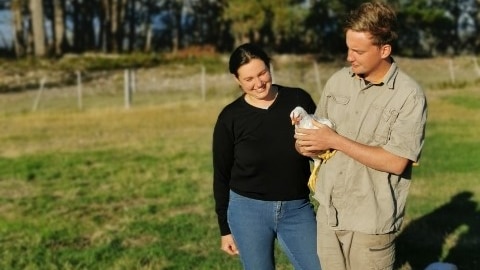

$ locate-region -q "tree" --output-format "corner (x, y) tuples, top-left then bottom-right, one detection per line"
(270, 0), (309, 53)
(52, 0), (67, 56)
(223, 0), (267, 47)
(397, 0), (456, 57)
(126, 0), (136, 52)
(477, 0), (480, 53)
(203, 0), (232, 52)
(99, 0), (110, 52)
(30, 0), (47, 57)
(11, 0), (26, 57)
(4, 0), (479, 58)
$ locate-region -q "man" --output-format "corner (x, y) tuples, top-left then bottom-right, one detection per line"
(294, 2), (427, 270)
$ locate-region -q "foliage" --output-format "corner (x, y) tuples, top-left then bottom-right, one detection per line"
(2, 0), (479, 57)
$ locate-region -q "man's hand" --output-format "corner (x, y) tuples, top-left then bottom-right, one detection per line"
(296, 119), (410, 175)
(294, 121), (336, 156)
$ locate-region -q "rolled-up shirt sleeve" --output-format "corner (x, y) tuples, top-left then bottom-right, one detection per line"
(383, 90), (427, 163)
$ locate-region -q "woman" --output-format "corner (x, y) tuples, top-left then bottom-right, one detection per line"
(212, 43), (321, 270)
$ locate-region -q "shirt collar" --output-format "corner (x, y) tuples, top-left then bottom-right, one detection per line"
(348, 57), (399, 90)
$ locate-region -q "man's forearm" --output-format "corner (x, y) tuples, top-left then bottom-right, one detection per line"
(332, 134), (409, 175)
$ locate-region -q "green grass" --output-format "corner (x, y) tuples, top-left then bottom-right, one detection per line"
(0, 56), (479, 269)
(394, 84), (480, 270)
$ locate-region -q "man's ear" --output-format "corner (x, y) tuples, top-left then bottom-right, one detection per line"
(380, 44), (392, 59)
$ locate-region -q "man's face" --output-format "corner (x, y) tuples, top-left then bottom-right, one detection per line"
(345, 30), (390, 82)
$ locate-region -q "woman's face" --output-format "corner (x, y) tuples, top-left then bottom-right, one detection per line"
(235, 58), (272, 100)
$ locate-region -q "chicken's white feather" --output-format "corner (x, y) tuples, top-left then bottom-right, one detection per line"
(290, 106), (336, 192)
(290, 106), (334, 129)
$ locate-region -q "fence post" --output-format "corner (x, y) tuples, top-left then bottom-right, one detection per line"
(473, 57), (480, 77)
(124, 69), (132, 108)
(270, 63), (275, 83)
(32, 77), (46, 112)
(201, 65), (206, 101)
(448, 58), (455, 84)
(313, 61), (322, 94)
(76, 71), (83, 110)
(131, 69), (136, 93)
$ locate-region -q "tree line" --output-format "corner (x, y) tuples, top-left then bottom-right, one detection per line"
(5, 0), (480, 58)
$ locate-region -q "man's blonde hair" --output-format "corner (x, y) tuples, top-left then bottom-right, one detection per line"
(344, 1), (398, 46)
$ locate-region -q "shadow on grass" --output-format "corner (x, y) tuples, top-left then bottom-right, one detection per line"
(395, 191), (480, 270)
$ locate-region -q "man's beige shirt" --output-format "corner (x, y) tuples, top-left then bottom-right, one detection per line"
(314, 61), (427, 234)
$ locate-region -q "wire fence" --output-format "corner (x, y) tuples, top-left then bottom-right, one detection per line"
(0, 66), (235, 114)
(1, 55), (479, 115)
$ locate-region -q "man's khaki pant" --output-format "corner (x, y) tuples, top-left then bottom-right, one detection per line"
(316, 207), (396, 270)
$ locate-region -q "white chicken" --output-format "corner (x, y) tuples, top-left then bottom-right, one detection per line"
(290, 106), (336, 192)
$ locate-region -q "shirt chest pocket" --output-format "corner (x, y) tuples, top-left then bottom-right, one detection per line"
(326, 94), (350, 125)
(366, 105), (400, 145)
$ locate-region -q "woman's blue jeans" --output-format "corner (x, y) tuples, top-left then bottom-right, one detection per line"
(228, 191), (321, 270)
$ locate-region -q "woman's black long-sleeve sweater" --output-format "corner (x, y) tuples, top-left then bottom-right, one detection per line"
(212, 85), (316, 235)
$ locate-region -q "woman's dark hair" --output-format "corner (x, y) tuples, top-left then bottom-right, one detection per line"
(228, 43), (271, 77)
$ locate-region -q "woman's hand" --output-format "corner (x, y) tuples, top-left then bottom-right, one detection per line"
(220, 234), (239, 256)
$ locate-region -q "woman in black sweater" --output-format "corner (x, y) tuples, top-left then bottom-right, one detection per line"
(212, 43), (321, 270)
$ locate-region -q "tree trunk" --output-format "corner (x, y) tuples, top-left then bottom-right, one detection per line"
(143, 1), (152, 52)
(110, 0), (127, 52)
(100, 0), (111, 52)
(144, 24), (152, 52)
(72, 0), (82, 52)
(111, 0), (119, 52)
(477, 0), (480, 52)
(30, 0), (46, 57)
(127, 0), (135, 52)
(83, 0), (96, 51)
(117, 0), (127, 52)
(11, 0), (25, 57)
(53, 0), (66, 56)
(171, 5), (179, 53)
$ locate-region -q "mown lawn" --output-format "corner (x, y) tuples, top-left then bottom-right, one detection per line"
(0, 56), (479, 269)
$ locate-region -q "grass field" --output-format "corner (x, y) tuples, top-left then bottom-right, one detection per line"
(0, 55), (479, 269)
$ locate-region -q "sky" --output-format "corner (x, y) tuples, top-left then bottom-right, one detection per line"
(0, 10), (11, 48)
